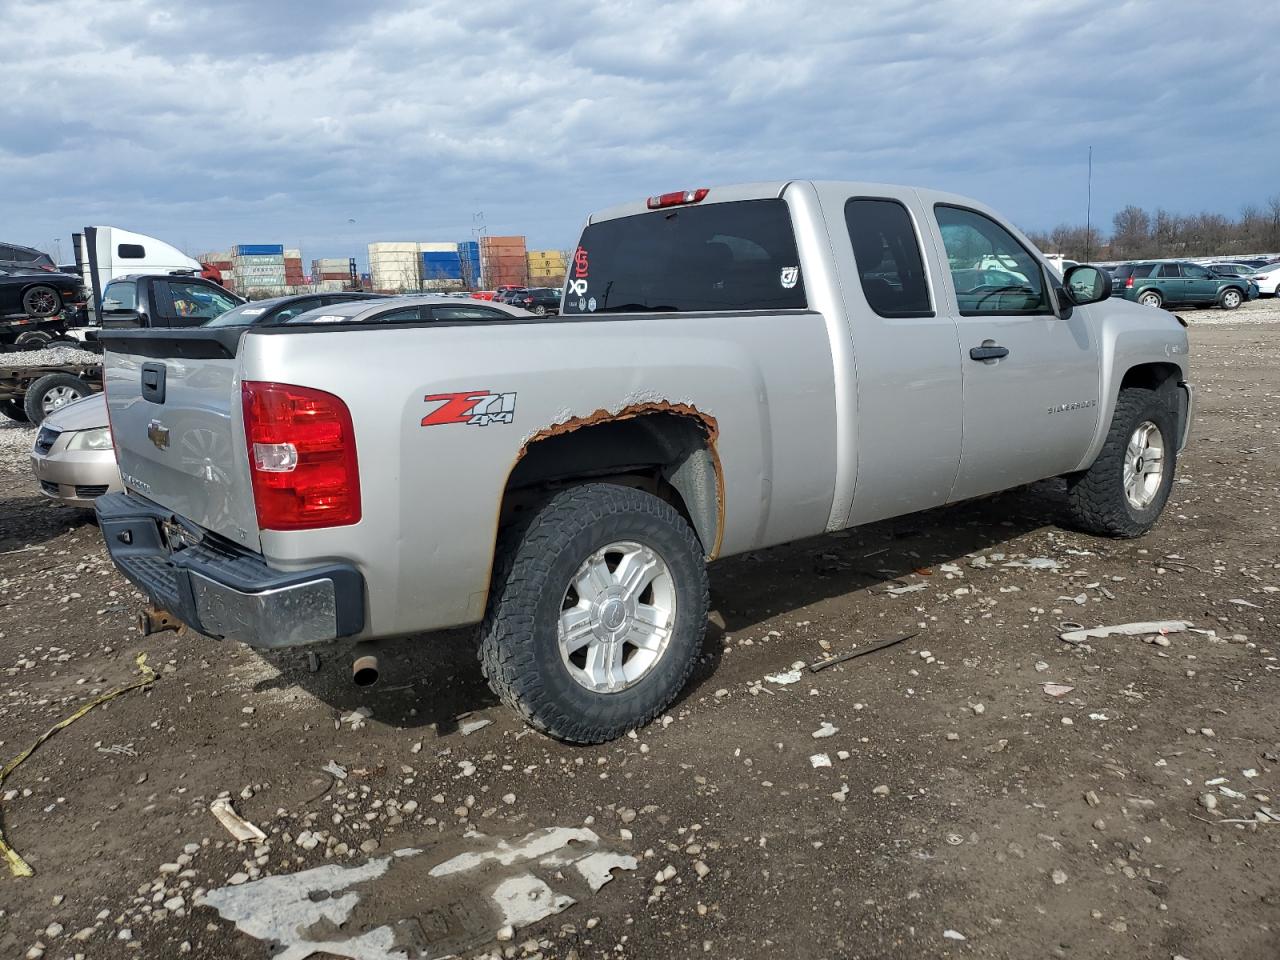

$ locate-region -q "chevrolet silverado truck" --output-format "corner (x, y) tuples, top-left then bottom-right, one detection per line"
(94, 181), (1193, 743)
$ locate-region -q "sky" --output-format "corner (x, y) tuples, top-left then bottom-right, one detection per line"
(3, 0), (1276, 266)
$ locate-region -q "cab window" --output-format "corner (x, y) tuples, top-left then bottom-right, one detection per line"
(432, 305), (509, 320)
(844, 198), (933, 318)
(159, 280), (239, 320)
(101, 279), (137, 311)
(934, 205), (1050, 316)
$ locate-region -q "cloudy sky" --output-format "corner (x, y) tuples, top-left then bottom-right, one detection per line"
(3, 0), (1276, 264)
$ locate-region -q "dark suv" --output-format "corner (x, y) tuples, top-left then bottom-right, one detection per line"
(511, 287), (561, 315)
(1112, 261), (1258, 310)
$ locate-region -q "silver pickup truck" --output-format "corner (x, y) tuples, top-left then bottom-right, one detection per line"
(95, 181), (1192, 743)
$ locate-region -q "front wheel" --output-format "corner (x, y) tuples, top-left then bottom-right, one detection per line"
(1218, 288), (1242, 310)
(0, 398), (29, 422)
(1138, 291), (1163, 308)
(479, 483), (709, 743)
(1064, 387), (1177, 538)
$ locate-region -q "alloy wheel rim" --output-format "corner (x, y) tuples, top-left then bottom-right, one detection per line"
(41, 386), (81, 415)
(1123, 420), (1165, 509)
(29, 290), (57, 313)
(558, 540), (676, 693)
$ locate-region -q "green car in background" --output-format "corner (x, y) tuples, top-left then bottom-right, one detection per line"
(1111, 260), (1259, 310)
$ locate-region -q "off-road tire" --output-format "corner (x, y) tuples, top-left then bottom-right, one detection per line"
(1138, 290), (1163, 308)
(23, 373), (90, 425)
(479, 482), (709, 743)
(21, 285), (61, 318)
(0, 398), (29, 422)
(1218, 288), (1242, 310)
(1064, 387), (1177, 538)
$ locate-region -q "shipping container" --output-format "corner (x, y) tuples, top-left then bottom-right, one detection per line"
(419, 241), (458, 253)
(421, 251), (463, 281)
(235, 244), (284, 256)
(284, 248), (301, 260)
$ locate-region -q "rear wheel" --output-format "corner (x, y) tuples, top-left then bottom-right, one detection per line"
(479, 483), (709, 743)
(533, 305), (548, 316)
(1218, 288), (1242, 310)
(21, 285), (61, 318)
(23, 373), (90, 425)
(14, 330), (53, 349)
(1138, 290), (1163, 308)
(1064, 387), (1177, 538)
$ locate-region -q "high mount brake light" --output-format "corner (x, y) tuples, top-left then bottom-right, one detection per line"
(646, 188), (709, 210)
(242, 381), (361, 530)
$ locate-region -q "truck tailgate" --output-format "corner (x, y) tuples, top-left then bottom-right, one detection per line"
(101, 329), (261, 550)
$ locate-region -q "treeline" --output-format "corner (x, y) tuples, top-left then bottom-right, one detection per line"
(1025, 197), (1280, 263)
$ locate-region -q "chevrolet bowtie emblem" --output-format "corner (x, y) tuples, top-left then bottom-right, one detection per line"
(147, 419), (170, 450)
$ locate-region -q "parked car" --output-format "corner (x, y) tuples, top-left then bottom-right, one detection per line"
(494, 287), (529, 305)
(1205, 262), (1258, 278)
(0, 267), (86, 321)
(471, 290), (497, 301)
(30, 395), (122, 508)
(1114, 260), (1258, 310)
(512, 287), (562, 315)
(27, 292), (385, 507)
(94, 180), (1190, 743)
(1247, 263), (1280, 297)
(0, 242), (59, 272)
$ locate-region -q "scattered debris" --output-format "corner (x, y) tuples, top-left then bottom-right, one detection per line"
(321, 761), (348, 781)
(943, 929), (968, 941)
(810, 753), (832, 769)
(1002, 557), (1060, 570)
(764, 669), (803, 685)
(1, 654), (156, 877)
(1059, 621), (1192, 645)
(210, 798), (267, 843)
(811, 722), (839, 739)
(808, 632), (917, 672)
(885, 583), (927, 596)
(460, 718), (493, 736)
(204, 827), (636, 960)
(1041, 683), (1075, 698)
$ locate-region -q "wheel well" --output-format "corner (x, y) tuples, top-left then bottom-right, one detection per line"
(502, 408), (722, 557)
(1120, 362), (1181, 406)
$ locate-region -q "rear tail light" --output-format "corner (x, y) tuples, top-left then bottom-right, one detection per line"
(242, 381), (361, 530)
(646, 188), (709, 210)
(522, 297), (533, 304)
(1125, 276), (1134, 288)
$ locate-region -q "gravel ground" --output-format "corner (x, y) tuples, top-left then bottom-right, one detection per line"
(0, 318), (1277, 960)
(0, 345), (100, 367)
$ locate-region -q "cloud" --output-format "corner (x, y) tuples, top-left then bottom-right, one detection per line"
(2, 0), (1276, 262)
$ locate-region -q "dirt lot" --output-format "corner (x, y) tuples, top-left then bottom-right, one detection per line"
(1, 308), (1277, 960)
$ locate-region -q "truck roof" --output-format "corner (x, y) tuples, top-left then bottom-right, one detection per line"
(585, 180), (990, 224)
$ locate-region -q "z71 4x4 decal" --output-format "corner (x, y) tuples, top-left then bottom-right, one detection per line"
(421, 390), (517, 427)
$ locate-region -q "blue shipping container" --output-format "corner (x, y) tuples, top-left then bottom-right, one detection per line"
(422, 251), (463, 281)
(457, 241), (481, 285)
(236, 244), (285, 256)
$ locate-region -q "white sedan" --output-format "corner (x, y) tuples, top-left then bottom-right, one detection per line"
(1249, 263), (1280, 297)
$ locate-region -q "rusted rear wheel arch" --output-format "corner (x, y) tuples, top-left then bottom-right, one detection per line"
(499, 405), (724, 560)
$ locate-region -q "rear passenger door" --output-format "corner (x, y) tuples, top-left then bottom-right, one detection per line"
(824, 188), (964, 524)
(1153, 263), (1190, 304)
(924, 200), (1100, 500)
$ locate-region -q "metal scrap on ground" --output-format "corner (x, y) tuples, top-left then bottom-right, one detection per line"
(201, 826), (637, 960)
(808, 632), (918, 672)
(1058, 620), (1193, 645)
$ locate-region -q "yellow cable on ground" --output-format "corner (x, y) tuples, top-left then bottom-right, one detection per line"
(1, 653), (156, 878)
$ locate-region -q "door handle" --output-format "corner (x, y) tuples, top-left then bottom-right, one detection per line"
(969, 344), (1010, 361)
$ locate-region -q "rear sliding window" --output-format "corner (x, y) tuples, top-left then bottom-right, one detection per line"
(562, 199), (806, 314)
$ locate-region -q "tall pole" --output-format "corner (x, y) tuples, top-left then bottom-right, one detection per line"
(1085, 146), (1093, 262)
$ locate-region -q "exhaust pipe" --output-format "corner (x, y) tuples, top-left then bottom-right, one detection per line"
(352, 653), (380, 687)
(138, 605), (181, 636)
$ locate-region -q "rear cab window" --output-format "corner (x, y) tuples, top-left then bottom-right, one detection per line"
(845, 198), (933, 318)
(562, 198), (807, 314)
(102, 279), (137, 311)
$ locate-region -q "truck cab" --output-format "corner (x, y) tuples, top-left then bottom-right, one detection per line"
(99, 273), (244, 330)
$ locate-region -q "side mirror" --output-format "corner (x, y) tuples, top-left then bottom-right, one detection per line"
(1062, 264), (1112, 306)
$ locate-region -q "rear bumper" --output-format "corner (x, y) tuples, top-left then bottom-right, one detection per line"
(95, 492), (365, 649)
